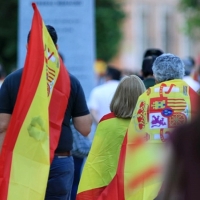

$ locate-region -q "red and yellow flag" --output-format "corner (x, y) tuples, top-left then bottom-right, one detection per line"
(121, 80), (198, 199)
(78, 80), (198, 200)
(77, 112), (130, 200)
(0, 3), (70, 200)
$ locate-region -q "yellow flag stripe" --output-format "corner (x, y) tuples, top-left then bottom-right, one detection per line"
(7, 23), (60, 200)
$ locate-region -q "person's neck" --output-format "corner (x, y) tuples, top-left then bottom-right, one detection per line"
(144, 75), (154, 79)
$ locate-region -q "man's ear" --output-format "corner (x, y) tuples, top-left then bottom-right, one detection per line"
(56, 44), (58, 50)
(26, 44), (28, 49)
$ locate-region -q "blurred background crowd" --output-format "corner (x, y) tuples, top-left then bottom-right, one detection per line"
(1, 0), (200, 79)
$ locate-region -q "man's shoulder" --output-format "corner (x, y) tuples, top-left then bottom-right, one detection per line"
(4, 68), (23, 84)
(6, 68), (23, 78)
(69, 73), (80, 84)
(68, 73), (84, 94)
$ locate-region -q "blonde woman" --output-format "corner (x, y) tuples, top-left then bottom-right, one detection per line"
(77, 75), (146, 200)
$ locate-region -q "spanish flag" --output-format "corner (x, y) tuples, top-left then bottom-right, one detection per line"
(121, 80), (198, 199)
(0, 3), (70, 200)
(77, 80), (198, 200)
(77, 112), (130, 200)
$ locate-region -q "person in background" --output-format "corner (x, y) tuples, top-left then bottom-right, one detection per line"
(141, 55), (157, 89)
(70, 121), (91, 200)
(190, 54), (200, 87)
(77, 75), (146, 200)
(123, 53), (198, 199)
(141, 48), (164, 89)
(88, 65), (121, 124)
(59, 51), (92, 200)
(94, 59), (107, 86)
(182, 56), (200, 91)
(58, 51), (92, 200)
(0, 25), (92, 200)
(143, 48), (163, 58)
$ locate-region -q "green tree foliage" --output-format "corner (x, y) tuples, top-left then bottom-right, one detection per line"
(96, 0), (126, 62)
(179, 0), (200, 37)
(0, 0), (18, 74)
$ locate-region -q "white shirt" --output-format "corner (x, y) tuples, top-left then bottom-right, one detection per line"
(88, 80), (119, 122)
(183, 76), (200, 92)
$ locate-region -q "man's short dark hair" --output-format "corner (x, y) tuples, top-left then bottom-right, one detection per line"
(141, 56), (157, 78)
(143, 48), (163, 58)
(27, 25), (58, 46)
(106, 65), (121, 81)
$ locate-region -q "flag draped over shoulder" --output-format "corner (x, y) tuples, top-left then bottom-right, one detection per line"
(77, 112), (130, 200)
(0, 3), (70, 200)
(109, 79), (198, 200)
(78, 80), (198, 200)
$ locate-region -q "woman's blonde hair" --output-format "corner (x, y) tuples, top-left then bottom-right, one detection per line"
(110, 75), (146, 118)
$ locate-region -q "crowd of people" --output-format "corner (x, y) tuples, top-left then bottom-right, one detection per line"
(0, 23), (200, 200)
(82, 52), (199, 200)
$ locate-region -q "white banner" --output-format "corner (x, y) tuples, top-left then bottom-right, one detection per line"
(18, 0), (95, 99)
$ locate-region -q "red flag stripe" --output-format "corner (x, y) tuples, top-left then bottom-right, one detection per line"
(189, 86), (199, 121)
(112, 131), (127, 199)
(128, 135), (146, 151)
(0, 4), (44, 199)
(99, 112), (115, 122)
(77, 186), (106, 200)
(49, 57), (70, 162)
(128, 166), (161, 189)
(98, 132), (128, 200)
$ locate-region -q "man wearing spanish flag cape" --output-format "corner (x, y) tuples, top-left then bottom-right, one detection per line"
(77, 53), (198, 200)
(0, 3), (92, 200)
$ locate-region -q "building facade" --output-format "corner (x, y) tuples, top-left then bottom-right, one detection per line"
(111, 0), (200, 73)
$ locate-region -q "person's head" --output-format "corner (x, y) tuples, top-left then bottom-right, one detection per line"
(110, 75), (146, 118)
(27, 25), (58, 46)
(143, 48), (163, 58)
(105, 65), (121, 81)
(152, 53), (185, 83)
(141, 55), (157, 78)
(141, 48), (163, 79)
(182, 56), (195, 76)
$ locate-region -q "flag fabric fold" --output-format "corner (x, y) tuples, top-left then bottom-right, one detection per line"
(0, 3), (70, 200)
(120, 80), (198, 199)
(77, 112), (130, 200)
(77, 79), (198, 200)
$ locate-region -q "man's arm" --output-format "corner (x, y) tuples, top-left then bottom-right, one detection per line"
(90, 109), (99, 125)
(72, 114), (92, 136)
(0, 113), (11, 153)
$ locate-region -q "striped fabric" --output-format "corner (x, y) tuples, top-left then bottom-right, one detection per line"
(77, 79), (198, 200)
(77, 112), (130, 200)
(0, 3), (70, 200)
(123, 79), (198, 199)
